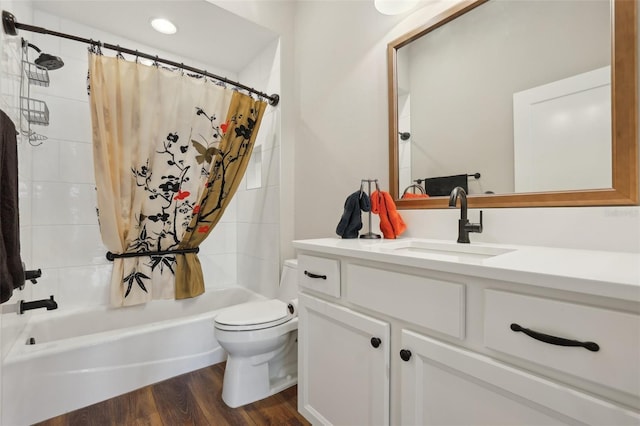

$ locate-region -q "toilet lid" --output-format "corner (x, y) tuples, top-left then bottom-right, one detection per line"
(214, 299), (291, 331)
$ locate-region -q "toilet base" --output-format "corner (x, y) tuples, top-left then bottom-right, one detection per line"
(221, 359), (298, 408)
(221, 329), (298, 408)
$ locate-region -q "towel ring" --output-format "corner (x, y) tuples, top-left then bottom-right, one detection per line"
(403, 183), (425, 195)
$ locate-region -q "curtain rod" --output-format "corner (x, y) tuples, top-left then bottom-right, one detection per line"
(2, 10), (280, 106)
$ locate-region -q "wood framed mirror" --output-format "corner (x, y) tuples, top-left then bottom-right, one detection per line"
(388, 0), (637, 209)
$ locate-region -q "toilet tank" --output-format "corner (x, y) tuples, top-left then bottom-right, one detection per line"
(276, 259), (298, 302)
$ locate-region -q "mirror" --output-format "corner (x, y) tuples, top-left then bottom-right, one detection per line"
(388, 0), (638, 209)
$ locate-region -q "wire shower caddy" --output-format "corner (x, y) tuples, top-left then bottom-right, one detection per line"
(19, 38), (50, 145)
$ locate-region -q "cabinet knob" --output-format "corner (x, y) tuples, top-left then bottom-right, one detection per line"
(370, 337), (382, 348)
(400, 349), (412, 361)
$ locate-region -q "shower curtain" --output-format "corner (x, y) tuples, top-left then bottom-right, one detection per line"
(88, 53), (266, 306)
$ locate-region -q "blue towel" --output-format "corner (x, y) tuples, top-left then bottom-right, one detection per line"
(0, 110), (23, 303)
(336, 191), (370, 239)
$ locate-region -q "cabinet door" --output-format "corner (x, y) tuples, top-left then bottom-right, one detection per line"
(399, 330), (640, 426)
(299, 293), (390, 425)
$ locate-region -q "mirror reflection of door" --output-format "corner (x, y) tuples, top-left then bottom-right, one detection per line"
(396, 0), (610, 196)
(513, 66), (611, 193)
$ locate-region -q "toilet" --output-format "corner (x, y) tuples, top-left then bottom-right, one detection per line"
(214, 259), (299, 408)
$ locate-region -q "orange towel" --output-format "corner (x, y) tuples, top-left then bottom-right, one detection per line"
(370, 190), (406, 239)
(401, 192), (429, 200)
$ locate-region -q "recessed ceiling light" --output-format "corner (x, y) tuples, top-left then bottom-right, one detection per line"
(151, 18), (177, 35)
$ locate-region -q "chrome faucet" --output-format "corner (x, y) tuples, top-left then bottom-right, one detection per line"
(448, 187), (483, 243)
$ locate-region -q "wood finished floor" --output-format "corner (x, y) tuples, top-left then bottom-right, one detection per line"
(36, 362), (310, 426)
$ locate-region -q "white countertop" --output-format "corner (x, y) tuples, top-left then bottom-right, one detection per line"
(293, 238), (640, 302)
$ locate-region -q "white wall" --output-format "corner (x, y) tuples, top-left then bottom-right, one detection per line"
(293, 0), (640, 254)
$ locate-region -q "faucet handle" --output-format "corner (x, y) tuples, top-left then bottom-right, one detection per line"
(465, 210), (483, 234)
(25, 268), (42, 284)
(474, 210), (483, 233)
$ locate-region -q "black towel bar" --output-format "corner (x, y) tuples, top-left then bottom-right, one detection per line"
(414, 172), (480, 185)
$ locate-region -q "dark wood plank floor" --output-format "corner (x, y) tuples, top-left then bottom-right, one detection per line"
(36, 362), (310, 426)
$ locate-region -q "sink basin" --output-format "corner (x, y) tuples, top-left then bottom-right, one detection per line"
(378, 239), (515, 260)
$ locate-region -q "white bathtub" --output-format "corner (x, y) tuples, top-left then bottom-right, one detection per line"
(1, 287), (263, 426)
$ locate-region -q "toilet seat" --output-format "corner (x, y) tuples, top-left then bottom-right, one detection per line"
(214, 299), (291, 331)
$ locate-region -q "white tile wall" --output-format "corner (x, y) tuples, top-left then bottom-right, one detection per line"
(237, 223), (281, 261)
(39, 96), (92, 142)
(236, 38), (282, 296)
(32, 182), (97, 226)
(246, 144), (263, 189)
(200, 222), (237, 255)
(237, 185), (280, 225)
(200, 253), (237, 290)
(31, 265), (112, 310)
(32, 225), (107, 269)
(237, 252), (280, 298)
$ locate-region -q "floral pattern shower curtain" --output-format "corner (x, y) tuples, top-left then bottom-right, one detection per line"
(88, 53), (266, 306)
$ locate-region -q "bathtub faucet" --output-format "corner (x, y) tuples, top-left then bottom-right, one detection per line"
(19, 295), (58, 314)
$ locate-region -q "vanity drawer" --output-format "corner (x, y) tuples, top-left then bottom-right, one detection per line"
(346, 264), (465, 339)
(298, 254), (341, 298)
(484, 289), (640, 397)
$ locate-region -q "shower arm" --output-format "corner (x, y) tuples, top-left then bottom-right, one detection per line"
(24, 40), (41, 53)
(2, 10), (280, 106)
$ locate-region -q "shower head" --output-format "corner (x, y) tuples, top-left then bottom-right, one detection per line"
(34, 53), (64, 70)
(25, 41), (64, 70)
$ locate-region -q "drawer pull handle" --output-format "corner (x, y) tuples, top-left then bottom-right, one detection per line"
(371, 337), (382, 348)
(510, 323), (600, 352)
(400, 349), (412, 361)
(304, 271), (327, 280)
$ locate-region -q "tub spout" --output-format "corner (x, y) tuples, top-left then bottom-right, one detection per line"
(19, 295), (58, 314)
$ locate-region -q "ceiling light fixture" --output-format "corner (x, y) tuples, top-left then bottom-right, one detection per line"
(374, 0), (419, 15)
(151, 18), (177, 35)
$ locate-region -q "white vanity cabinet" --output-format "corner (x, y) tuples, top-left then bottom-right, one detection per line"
(399, 330), (638, 425)
(298, 293), (390, 425)
(294, 239), (640, 426)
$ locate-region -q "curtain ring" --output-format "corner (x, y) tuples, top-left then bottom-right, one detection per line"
(180, 63), (185, 76)
(153, 55), (159, 67)
(96, 41), (103, 55)
(135, 50), (139, 63)
(116, 45), (124, 60)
